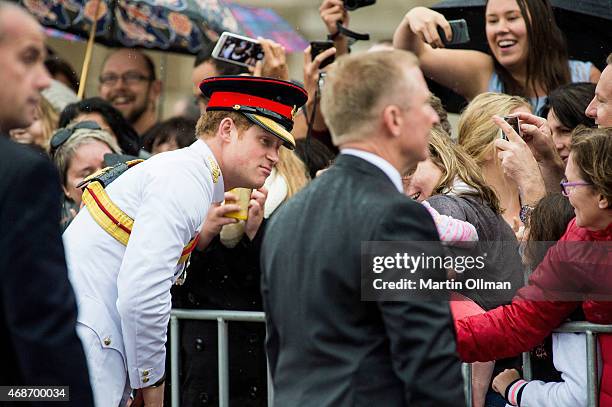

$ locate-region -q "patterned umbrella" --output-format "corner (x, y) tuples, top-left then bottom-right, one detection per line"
(228, 2), (308, 53)
(21, 0), (240, 54)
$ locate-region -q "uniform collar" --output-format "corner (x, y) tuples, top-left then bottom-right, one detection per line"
(191, 139), (225, 202)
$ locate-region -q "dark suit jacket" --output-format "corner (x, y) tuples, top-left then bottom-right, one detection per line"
(0, 136), (93, 405)
(261, 154), (463, 406)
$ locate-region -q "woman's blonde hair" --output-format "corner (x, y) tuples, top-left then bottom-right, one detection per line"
(39, 97), (60, 151)
(458, 92), (530, 165)
(428, 128), (501, 214)
(276, 147), (310, 198)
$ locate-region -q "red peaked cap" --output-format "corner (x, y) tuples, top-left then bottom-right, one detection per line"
(199, 76), (308, 149)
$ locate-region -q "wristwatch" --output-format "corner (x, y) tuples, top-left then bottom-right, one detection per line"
(519, 204), (534, 225)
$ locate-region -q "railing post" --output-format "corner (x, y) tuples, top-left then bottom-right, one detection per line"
(522, 351), (532, 381)
(462, 363), (472, 407)
(586, 330), (598, 407)
(218, 317), (229, 407)
(170, 315), (180, 407)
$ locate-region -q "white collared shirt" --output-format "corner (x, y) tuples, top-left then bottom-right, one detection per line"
(341, 148), (404, 193)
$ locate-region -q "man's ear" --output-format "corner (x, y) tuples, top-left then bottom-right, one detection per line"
(382, 105), (402, 138)
(150, 79), (162, 101)
(218, 117), (234, 143)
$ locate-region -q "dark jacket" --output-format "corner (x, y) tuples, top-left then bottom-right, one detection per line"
(0, 136), (94, 405)
(261, 154), (463, 407)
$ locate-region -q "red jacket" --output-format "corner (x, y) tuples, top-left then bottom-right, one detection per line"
(455, 218), (612, 404)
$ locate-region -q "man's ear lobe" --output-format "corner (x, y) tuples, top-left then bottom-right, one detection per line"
(598, 194), (609, 210)
(382, 105), (402, 137)
(218, 118), (234, 142)
(151, 80), (162, 98)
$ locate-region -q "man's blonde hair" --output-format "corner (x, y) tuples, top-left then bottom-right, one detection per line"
(320, 50), (419, 146)
(196, 111), (252, 139)
(458, 92), (530, 165)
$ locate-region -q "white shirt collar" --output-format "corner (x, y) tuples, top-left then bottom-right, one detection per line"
(340, 148), (403, 193)
(191, 139), (225, 202)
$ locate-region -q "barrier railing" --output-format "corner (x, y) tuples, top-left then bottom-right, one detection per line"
(169, 311), (611, 407)
(462, 322), (612, 407)
(169, 309), (269, 407)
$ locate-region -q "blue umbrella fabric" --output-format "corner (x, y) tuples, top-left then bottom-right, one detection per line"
(227, 2), (308, 53)
(20, 0), (241, 54)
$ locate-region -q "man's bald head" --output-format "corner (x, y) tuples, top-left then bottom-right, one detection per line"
(0, 2), (51, 132)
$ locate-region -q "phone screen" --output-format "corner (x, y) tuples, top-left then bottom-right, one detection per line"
(214, 33), (264, 68)
(503, 115), (521, 137)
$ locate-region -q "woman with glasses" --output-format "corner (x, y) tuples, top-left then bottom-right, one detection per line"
(454, 126), (612, 406)
(51, 121), (121, 230)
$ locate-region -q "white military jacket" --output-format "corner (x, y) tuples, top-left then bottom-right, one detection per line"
(64, 139), (224, 389)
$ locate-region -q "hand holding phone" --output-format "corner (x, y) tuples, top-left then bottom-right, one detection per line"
(310, 40), (335, 69)
(436, 19), (470, 46)
(212, 32), (264, 68)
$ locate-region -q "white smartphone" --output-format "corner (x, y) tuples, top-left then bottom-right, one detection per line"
(211, 32), (265, 68)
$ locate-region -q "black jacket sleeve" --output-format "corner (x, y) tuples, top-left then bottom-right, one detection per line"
(0, 154), (94, 405)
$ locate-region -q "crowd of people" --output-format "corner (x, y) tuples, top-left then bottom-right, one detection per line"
(1, 0), (611, 406)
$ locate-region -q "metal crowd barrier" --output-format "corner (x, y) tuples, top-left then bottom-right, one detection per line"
(169, 311), (611, 407)
(462, 322), (612, 407)
(169, 309), (269, 407)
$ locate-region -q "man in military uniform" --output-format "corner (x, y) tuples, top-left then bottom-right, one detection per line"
(63, 76), (307, 406)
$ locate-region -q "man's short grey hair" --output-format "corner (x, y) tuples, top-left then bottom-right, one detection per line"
(320, 49), (419, 146)
(53, 128), (121, 186)
(607, 53), (612, 66)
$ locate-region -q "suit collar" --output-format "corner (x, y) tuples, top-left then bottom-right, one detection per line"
(332, 154), (402, 192)
(339, 149), (403, 193)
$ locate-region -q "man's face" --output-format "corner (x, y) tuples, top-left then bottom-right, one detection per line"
(224, 123), (282, 189)
(98, 49), (156, 125)
(191, 60), (219, 114)
(0, 10), (50, 132)
(586, 64), (612, 127)
(397, 67), (439, 165)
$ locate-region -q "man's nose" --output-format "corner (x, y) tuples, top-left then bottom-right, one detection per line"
(268, 146), (280, 164)
(585, 97), (597, 119)
(37, 65), (52, 91)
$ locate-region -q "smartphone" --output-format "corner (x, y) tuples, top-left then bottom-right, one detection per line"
(212, 32), (264, 68)
(503, 115), (521, 139)
(310, 40), (335, 69)
(437, 19), (470, 46)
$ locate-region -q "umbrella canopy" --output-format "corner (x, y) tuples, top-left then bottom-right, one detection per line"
(227, 2), (308, 53)
(20, 0), (241, 54)
(426, 0), (611, 113)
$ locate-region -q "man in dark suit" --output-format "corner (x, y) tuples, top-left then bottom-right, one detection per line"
(261, 50), (464, 406)
(0, 3), (93, 404)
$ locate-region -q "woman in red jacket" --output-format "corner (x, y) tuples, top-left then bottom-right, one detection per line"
(455, 126), (612, 404)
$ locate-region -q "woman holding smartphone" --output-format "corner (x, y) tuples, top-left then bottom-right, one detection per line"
(393, 0), (600, 114)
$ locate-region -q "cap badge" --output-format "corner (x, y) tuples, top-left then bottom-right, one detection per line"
(233, 104), (241, 111)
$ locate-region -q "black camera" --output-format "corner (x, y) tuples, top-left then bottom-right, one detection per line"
(343, 0), (375, 11)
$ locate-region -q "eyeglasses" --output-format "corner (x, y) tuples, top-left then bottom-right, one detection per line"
(560, 180), (592, 196)
(99, 71), (152, 87)
(50, 121), (102, 155)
